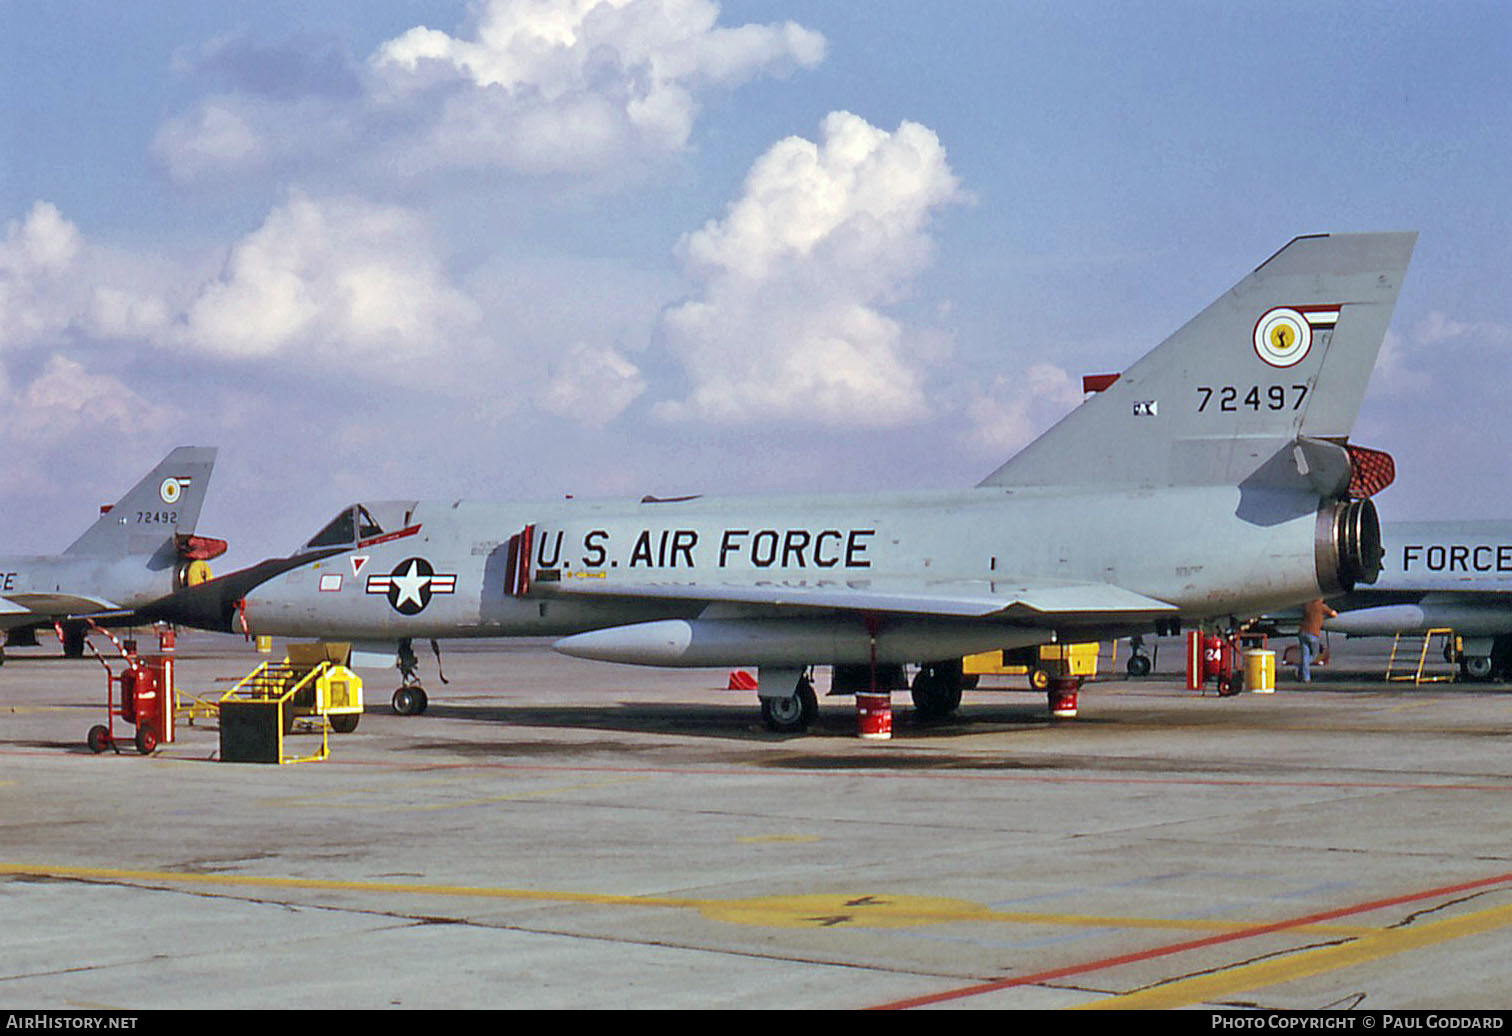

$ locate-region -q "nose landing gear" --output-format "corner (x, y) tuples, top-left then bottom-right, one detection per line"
(390, 638), (448, 716)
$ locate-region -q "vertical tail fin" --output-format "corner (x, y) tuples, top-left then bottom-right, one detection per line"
(978, 232), (1416, 490)
(63, 447), (218, 558)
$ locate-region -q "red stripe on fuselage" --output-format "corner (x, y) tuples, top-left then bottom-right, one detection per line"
(358, 524), (422, 549)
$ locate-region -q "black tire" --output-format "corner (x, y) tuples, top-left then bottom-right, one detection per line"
(62, 626), (86, 659)
(392, 686), (428, 716)
(1029, 667), (1051, 692)
(760, 679), (818, 733)
(134, 725), (158, 755)
(1126, 654), (1152, 677)
(911, 663), (963, 720)
(329, 712), (360, 734)
(87, 725), (110, 754)
(1463, 655), (1494, 681)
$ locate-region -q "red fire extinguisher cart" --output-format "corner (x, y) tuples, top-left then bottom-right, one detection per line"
(1185, 630), (1240, 696)
(77, 624), (176, 755)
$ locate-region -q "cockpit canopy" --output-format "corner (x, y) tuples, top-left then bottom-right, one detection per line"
(300, 501), (419, 552)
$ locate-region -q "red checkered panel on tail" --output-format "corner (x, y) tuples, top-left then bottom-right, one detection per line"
(1346, 444), (1396, 498)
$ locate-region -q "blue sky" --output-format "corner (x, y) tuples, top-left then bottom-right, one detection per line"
(3, 1), (1510, 566)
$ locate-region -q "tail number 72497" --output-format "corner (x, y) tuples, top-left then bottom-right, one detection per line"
(1196, 384), (1309, 413)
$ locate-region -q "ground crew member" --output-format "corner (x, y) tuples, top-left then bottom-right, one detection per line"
(1297, 598), (1337, 682)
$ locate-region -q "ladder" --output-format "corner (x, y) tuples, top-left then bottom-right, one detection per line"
(1386, 629), (1457, 684)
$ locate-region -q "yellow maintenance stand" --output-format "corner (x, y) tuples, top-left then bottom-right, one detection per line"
(1386, 629), (1457, 685)
(964, 642), (1101, 691)
(216, 642), (364, 764)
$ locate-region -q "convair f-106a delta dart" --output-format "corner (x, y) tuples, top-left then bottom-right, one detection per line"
(2, 446), (220, 661)
(150, 233), (1415, 731)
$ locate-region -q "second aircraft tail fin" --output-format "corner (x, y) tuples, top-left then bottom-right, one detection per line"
(63, 446), (218, 558)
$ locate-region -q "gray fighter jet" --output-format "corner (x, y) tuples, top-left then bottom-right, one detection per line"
(150, 233), (1414, 729)
(1, 446), (220, 660)
(1323, 521), (1512, 680)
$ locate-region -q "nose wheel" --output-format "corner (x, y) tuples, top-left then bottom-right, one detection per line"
(392, 685), (429, 716)
(390, 637), (438, 715)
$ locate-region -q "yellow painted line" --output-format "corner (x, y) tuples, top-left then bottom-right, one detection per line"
(0, 863), (699, 911)
(0, 862), (1374, 935)
(1384, 699), (1440, 713)
(969, 913), (1376, 936)
(1078, 896), (1512, 1009)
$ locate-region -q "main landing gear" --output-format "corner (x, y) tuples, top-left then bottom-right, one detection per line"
(756, 659), (971, 733)
(1125, 635), (1153, 677)
(390, 638), (448, 716)
(909, 659), (965, 720)
(758, 668), (820, 733)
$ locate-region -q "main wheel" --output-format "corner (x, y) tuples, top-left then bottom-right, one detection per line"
(1463, 655), (1494, 681)
(62, 626), (86, 659)
(911, 663), (963, 720)
(760, 680), (818, 733)
(392, 686), (429, 716)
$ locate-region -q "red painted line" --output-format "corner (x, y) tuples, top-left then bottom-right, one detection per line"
(867, 870), (1512, 1010)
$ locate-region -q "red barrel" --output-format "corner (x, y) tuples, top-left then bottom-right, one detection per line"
(1048, 677), (1079, 718)
(856, 692), (892, 740)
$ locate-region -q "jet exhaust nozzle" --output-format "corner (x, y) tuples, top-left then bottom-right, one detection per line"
(1317, 497), (1383, 593)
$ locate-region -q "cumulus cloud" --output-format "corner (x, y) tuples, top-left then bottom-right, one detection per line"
(153, 0), (825, 184)
(1367, 311), (1512, 398)
(654, 111), (967, 427)
(0, 354), (175, 442)
(540, 341), (647, 425)
(150, 101), (267, 184)
(175, 192), (482, 369)
(0, 192), (672, 454)
(374, 0), (824, 169)
(1, 194), (498, 392)
(1369, 328), (1432, 397)
(0, 201), (175, 352)
(0, 202), (84, 348)
(963, 365), (1087, 456)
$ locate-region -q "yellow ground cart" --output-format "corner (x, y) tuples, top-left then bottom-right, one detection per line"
(213, 643), (364, 764)
(964, 642), (1101, 690)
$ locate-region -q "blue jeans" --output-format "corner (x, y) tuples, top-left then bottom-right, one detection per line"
(1298, 633), (1322, 682)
